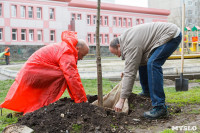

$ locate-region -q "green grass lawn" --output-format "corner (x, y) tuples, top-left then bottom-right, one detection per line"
(0, 79), (200, 132)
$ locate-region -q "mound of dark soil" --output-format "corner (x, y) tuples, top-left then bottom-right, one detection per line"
(17, 94), (175, 133)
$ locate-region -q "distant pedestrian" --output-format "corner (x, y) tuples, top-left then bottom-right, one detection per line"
(4, 47), (10, 65)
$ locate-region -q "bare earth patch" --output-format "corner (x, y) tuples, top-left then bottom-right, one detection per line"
(17, 93), (200, 133)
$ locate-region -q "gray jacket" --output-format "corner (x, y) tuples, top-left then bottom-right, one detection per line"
(118, 22), (179, 99)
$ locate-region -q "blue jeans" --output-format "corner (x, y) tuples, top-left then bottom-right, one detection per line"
(139, 33), (182, 106)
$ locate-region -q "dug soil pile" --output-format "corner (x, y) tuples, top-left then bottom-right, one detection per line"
(18, 94), (177, 133)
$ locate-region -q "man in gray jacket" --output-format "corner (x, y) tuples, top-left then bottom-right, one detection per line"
(109, 22), (181, 119)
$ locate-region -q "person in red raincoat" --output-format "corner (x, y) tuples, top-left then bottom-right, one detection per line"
(0, 31), (89, 114)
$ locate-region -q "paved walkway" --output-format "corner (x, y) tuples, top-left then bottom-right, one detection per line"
(0, 58), (200, 80)
(0, 73), (13, 80)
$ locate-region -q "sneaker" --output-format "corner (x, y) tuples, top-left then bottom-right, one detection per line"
(138, 92), (150, 98)
(143, 105), (168, 119)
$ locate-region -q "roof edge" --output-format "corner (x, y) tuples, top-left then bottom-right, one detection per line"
(51, 0), (72, 2)
(68, 0), (170, 16)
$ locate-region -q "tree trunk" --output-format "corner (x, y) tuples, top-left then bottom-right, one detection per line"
(96, 0), (103, 107)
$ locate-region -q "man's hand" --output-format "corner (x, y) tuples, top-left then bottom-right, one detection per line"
(114, 98), (125, 112)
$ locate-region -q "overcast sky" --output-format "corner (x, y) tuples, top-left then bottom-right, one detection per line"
(115, 0), (148, 7)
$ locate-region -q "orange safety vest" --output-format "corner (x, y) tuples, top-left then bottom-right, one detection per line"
(4, 47), (10, 56)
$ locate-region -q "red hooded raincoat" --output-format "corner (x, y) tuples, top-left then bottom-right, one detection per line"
(0, 31), (87, 114)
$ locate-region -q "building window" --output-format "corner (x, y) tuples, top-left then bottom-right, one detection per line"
(100, 16), (102, 25)
(50, 8), (55, 19)
(188, 1), (192, 5)
(93, 15), (96, 25)
(136, 19), (140, 25)
(93, 34), (96, 43)
(50, 30), (55, 41)
(0, 4), (2, 16)
(0, 28), (2, 40)
(21, 29), (26, 41)
(113, 17), (117, 26)
(29, 29), (34, 41)
(123, 18), (126, 27)
(113, 34), (117, 38)
(188, 10), (192, 15)
(87, 34), (91, 43)
(71, 13), (75, 20)
(100, 34), (102, 43)
(188, 19), (192, 23)
(37, 30), (42, 41)
(77, 14), (81, 20)
(87, 15), (91, 25)
(105, 34), (108, 44)
(12, 29), (17, 41)
(28, 6), (33, 18)
(37, 7), (42, 19)
(11, 5), (17, 17)
(104, 16), (108, 26)
(128, 18), (132, 27)
(118, 17), (122, 26)
(20, 6), (26, 18)
(141, 19), (144, 24)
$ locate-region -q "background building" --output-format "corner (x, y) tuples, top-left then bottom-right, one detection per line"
(0, 0), (170, 60)
(148, 0), (200, 28)
(87, 0), (115, 3)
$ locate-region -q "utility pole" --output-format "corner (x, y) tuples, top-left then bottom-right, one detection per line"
(96, 0), (103, 107)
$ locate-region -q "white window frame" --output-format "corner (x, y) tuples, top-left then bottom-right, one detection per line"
(100, 16), (102, 25)
(87, 15), (91, 25)
(128, 18), (131, 27)
(21, 29), (26, 41)
(141, 19), (144, 24)
(28, 6), (33, 18)
(105, 34), (108, 44)
(50, 8), (54, 19)
(100, 34), (102, 43)
(50, 30), (55, 41)
(123, 18), (126, 27)
(136, 19), (140, 25)
(119, 18), (122, 26)
(87, 34), (91, 43)
(12, 29), (17, 41)
(188, 10), (192, 15)
(0, 4), (2, 16)
(104, 16), (108, 26)
(93, 34), (96, 44)
(72, 13), (75, 20)
(93, 15), (96, 25)
(29, 29), (34, 41)
(0, 28), (2, 40)
(188, 19), (192, 23)
(77, 14), (81, 20)
(11, 5), (17, 18)
(20, 6), (26, 18)
(37, 30), (42, 41)
(113, 17), (116, 26)
(188, 1), (192, 5)
(37, 7), (42, 19)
